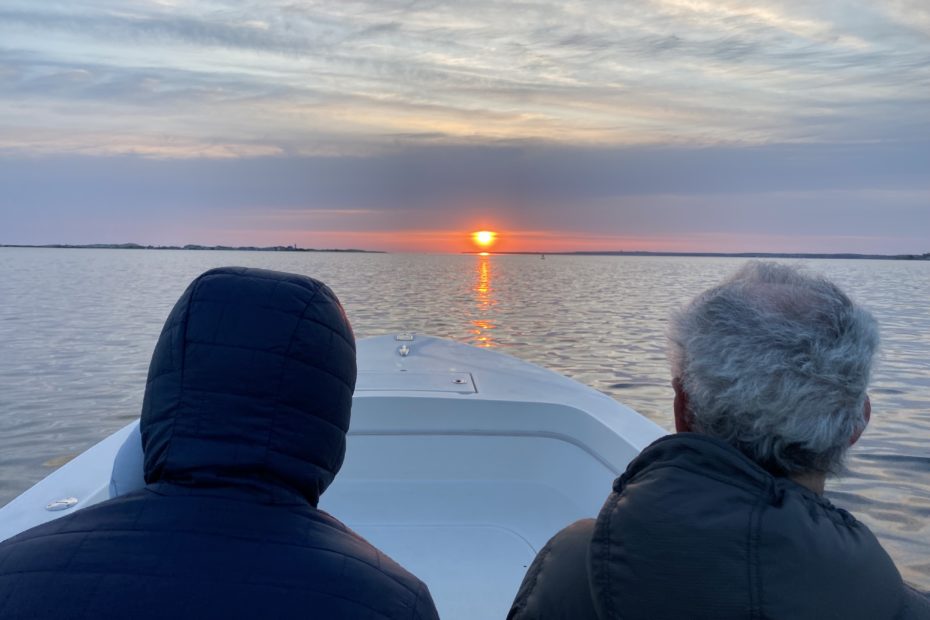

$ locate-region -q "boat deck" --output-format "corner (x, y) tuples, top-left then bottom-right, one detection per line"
(0, 334), (666, 619)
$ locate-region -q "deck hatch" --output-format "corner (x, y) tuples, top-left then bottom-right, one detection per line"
(356, 371), (476, 393)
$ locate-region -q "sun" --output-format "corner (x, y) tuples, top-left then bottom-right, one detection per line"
(472, 230), (497, 249)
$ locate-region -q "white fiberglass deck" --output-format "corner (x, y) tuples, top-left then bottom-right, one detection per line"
(0, 334), (666, 619)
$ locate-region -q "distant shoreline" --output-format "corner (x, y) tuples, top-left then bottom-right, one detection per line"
(0, 243), (383, 253)
(2, 245), (928, 260)
(467, 250), (930, 260)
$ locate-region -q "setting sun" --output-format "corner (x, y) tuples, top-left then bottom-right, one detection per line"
(472, 230), (497, 249)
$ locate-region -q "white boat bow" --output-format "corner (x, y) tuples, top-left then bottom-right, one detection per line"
(0, 334), (666, 619)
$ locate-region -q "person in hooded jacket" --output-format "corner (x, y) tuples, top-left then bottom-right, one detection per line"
(0, 267), (439, 620)
(508, 261), (930, 620)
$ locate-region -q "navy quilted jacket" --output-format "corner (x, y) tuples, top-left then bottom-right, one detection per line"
(0, 267), (439, 620)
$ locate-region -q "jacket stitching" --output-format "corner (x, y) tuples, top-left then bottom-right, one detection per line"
(1, 527), (422, 598)
(512, 535), (556, 617)
(143, 319), (352, 388)
(626, 463), (767, 496)
(603, 499), (618, 620)
(261, 281), (322, 503)
(189, 272), (354, 349)
(746, 482), (767, 619)
(0, 567), (401, 618)
(151, 273), (202, 483)
(167, 340), (354, 391)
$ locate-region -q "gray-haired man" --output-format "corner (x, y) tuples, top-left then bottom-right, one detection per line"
(509, 261), (929, 620)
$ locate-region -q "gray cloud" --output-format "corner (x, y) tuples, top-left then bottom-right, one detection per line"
(1, 0), (929, 154)
(1, 1), (929, 251)
(0, 48), (307, 106)
(0, 8), (316, 56)
(3, 146), (928, 252)
(2, 141), (927, 211)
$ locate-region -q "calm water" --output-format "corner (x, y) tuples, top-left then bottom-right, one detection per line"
(1, 248), (929, 589)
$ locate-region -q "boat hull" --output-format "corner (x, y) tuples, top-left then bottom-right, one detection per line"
(0, 334), (666, 619)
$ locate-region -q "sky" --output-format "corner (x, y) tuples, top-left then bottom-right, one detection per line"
(1, 0), (929, 253)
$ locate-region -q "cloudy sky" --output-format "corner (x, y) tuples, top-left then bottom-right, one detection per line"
(1, 0), (929, 252)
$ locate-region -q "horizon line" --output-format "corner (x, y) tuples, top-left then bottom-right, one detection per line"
(3, 243), (929, 261)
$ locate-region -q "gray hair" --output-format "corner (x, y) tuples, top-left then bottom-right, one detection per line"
(667, 261), (879, 475)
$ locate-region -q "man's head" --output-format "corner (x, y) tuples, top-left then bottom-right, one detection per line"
(667, 261), (878, 476)
(140, 267), (356, 505)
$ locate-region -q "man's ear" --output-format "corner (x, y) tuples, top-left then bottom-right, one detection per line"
(849, 396), (871, 447)
(673, 378), (694, 433)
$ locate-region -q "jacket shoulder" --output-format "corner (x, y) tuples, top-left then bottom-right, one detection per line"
(757, 482), (911, 619)
(588, 436), (917, 620)
(508, 519), (598, 620)
(0, 491), (437, 620)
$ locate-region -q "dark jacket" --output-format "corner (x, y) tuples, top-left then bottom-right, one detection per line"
(0, 267), (439, 620)
(510, 433), (930, 620)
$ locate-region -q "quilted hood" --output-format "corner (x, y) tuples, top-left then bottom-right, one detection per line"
(140, 267), (356, 505)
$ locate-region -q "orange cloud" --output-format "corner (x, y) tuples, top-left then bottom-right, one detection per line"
(171, 222), (912, 255)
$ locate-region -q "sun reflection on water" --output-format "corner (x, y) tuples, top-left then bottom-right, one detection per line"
(471, 254), (497, 347)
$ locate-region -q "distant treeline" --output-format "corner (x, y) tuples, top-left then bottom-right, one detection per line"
(475, 251), (930, 261)
(0, 243), (382, 253)
(4, 245), (928, 260)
